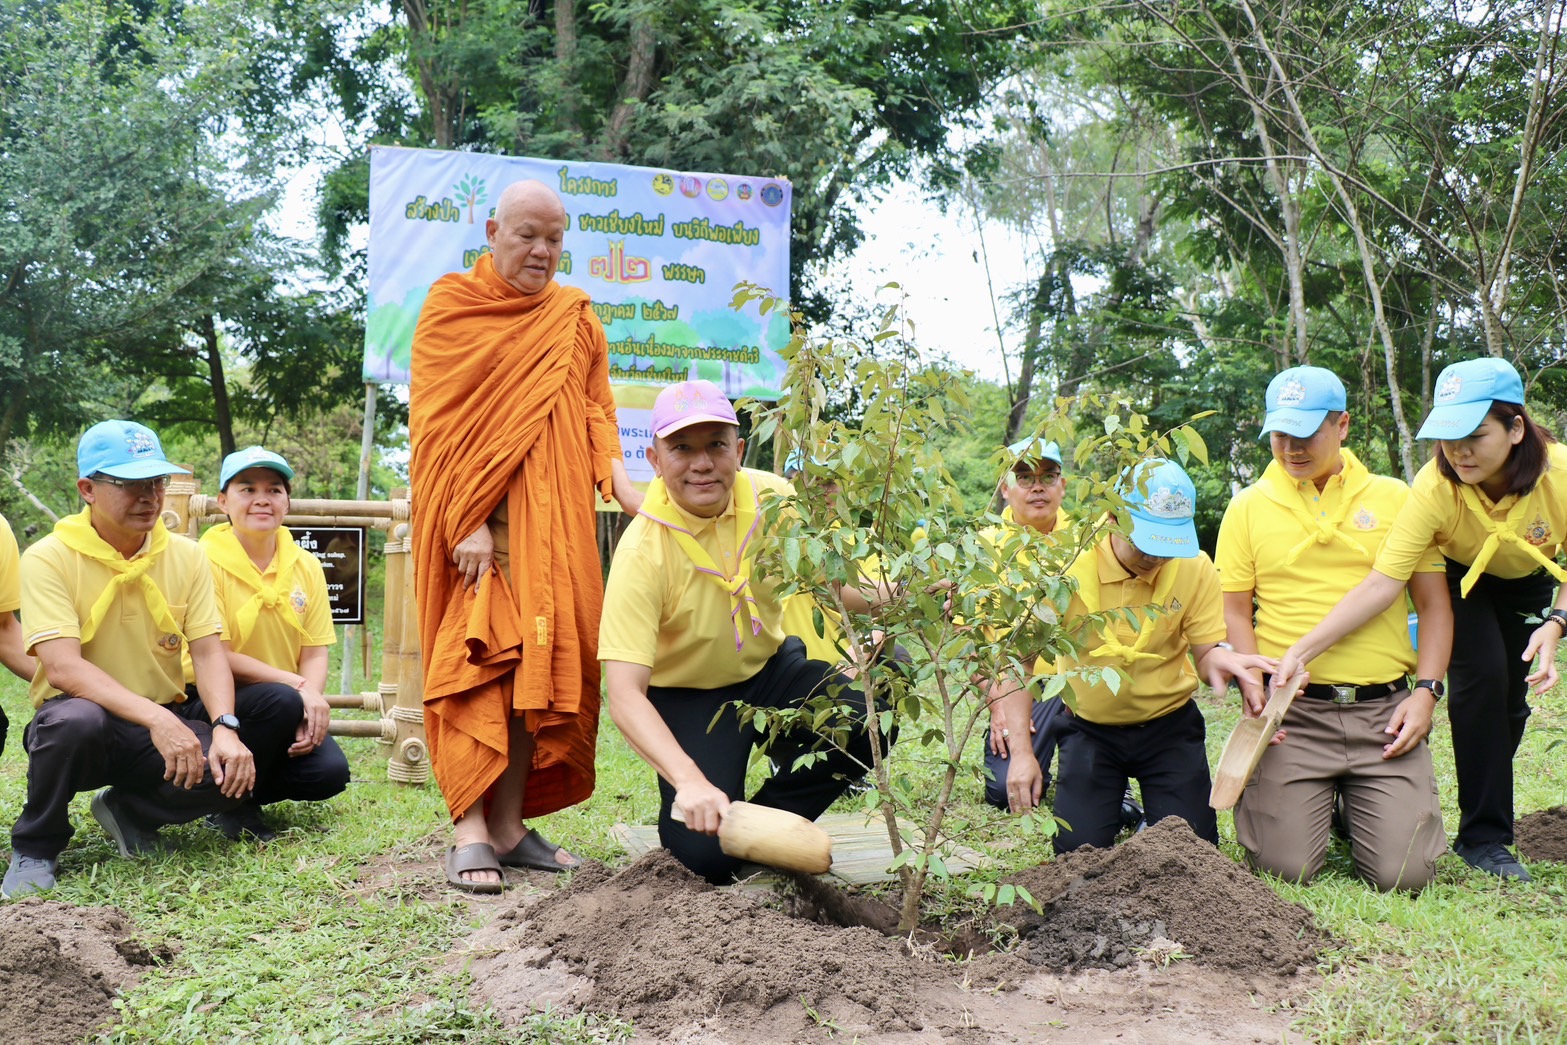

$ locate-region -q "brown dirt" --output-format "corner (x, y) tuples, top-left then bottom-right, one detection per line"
(452, 823), (1321, 1043)
(1516, 806), (1567, 863)
(0, 900), (173, 1045)
(1005, 817), (1329, 974)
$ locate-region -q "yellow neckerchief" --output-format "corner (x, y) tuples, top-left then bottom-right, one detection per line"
(200, 523), (312, 648)
(1454, 483), (1567, 597)
(1257, 449), (1373, 566)
(1000, 504), (1070, 534)
(53, 506), (183, 646)
(639, 471), (762, 651)
(1066, 534), (1181, 664)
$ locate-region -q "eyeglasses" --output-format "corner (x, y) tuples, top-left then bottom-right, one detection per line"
(1012, 468), (1062, 488)
(92, 474), (170, 497)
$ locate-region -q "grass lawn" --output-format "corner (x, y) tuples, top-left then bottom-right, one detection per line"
(2, 658), (1566, 1043)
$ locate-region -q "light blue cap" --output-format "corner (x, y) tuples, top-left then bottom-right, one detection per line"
(1116, 458), (1200, 559)
(783, 448), (805, 476)
(1007, 436), (1064, 468)
(220, 446), (295, 490)
(77, 420), (190, 480)
(1260, 366), (1346, 438)
(1416, 358), (1525, 440)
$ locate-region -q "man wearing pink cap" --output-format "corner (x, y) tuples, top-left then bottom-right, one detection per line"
(600, 380), (887, 882)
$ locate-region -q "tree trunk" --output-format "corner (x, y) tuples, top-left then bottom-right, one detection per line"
(555, 0), (579, 139)
(201, 313), (236, 457)
(600, 13), (656, 160)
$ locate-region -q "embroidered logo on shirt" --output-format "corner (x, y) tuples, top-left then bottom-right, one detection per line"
(1525, 515), (1552, 546)
(1353, 507), (1377, 530)
(157, 633), (182, 654)
(1168, 597), (1183, 612)
(1436, 373), (1463, 402)
(291, 588), (308, 613)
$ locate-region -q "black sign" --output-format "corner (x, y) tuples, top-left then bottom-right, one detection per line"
(292, 527), (365, 624)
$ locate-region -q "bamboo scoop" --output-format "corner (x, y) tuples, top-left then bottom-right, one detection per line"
(671, 800), (834, 874)
(1209, 668), (1308, 810)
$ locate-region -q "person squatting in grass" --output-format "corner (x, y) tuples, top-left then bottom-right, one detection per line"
(599, 380), (892, 884)
(1216, 367), (1451, 892)
(987, 458), (1272, 852)
(1277, 357), (1567, 882)
(2, 421), (297, 899)
(408, 179), (642, 894)
(175, 447), (351, 842)
(0, 510), (40, 755)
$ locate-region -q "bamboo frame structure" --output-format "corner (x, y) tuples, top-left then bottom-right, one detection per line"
(164, 478), (427, 785)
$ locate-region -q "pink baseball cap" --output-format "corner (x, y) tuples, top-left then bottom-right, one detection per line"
(652, 379), (739, 438)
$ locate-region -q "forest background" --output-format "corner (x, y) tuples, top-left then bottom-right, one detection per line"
(3, 0), (1566, 546)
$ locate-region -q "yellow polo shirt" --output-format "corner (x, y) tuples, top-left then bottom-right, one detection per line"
(600, 469), (792, 689)
(978, 510), (1074, 656)
(1216, 451), (1444, 685)
(782, 592), (844, 665)
(1051, 538), (1226, 725)
(20, 525), (223, 708)
(0, 513), (20, 614)
(183, 528), (336, 682)
(1376, 443), (1567, 580)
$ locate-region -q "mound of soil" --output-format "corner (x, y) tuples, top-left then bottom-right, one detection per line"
(1516, 806), (1567, 863)
(0, 901), (172, 1045)
(458, 851), (1013, 1041)
(1006, 818), (1328, 975)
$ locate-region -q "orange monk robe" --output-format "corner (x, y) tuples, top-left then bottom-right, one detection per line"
(409, 253), (622, 819)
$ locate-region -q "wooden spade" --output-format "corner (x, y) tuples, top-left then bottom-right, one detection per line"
(1209, 668), (1308, 810)
(672, 800), (834, 874)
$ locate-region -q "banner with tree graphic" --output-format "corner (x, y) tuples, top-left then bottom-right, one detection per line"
(365, 145), (794, 397)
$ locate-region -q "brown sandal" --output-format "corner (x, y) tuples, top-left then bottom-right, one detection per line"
(496, 830), (583, 873)
(444, 843), (504, 894)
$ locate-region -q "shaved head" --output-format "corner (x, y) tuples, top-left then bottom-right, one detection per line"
(486, 180), (568, 295)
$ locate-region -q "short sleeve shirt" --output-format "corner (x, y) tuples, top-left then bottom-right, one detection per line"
(599, 469), (792, 689)
(1050, 538), (1226, 725)
(1216, 452), (1444, 684)
(1376, 443), (1567, 580)
(21, 526), (223, 707)
(0, 513), (20, 614)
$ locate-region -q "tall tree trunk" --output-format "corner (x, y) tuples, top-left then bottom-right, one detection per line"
(600, 13), (656, 160)
(201, 313), (236, 456)
(555, 0), (579, 139)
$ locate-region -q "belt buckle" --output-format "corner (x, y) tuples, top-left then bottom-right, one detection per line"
(1331, 685), (1357, 705)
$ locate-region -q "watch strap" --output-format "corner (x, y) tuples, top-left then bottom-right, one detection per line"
(1545, 608), (1567, 632)
(1413, 678), (1444, 699)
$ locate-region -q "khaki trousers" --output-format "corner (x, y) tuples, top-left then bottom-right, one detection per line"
(1234, 691), (1446, 892)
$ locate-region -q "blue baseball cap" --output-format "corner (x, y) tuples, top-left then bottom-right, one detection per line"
(1007, 436), (1064, 468)
(1416, 358), (1525, 440)
(1117, 458), (1200, 559)
(77, 420), (191, 480)
(1260, 366), (1346, 438)
(220, 446), (295, 490)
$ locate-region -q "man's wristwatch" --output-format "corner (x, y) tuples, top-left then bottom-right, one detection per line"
(1413, 679), (1445, 700)
(1545, 608), (1567, 633)
(213, 714), (241, 731)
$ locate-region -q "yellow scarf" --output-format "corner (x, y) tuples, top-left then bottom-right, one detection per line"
(54, 507), (183, 646)
(1258, 450), (1373, 567)
(199, 523), (312, 648)
(1067, 538), (1181, 664)
(639, 472), (763, 651)
(1454, 484), (1567, 596)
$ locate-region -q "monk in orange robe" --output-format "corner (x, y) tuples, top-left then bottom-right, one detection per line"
(410, 180), (641, 891)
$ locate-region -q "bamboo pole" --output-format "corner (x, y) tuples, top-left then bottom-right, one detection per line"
(384, 505), (430, 785)
(328, 718), (397, 740)
(324, 692), (383, 711)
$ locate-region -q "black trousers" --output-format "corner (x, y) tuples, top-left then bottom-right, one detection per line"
(176, 683), (351, 806)
(648, 637), (886, 883)
(1445, 559), (1556, 847)
(983, 694), (1067, 810)
(1052, 699), (1217, 854)
(11, 687), (296, 860)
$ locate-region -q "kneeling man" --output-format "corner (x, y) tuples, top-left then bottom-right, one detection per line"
(600, 381), (885, 882)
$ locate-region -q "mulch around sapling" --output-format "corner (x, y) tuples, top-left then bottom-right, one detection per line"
(1005, 817), (1329, 974)
(0, 900), (173, 1045)
(1516, 806), (1567, 863)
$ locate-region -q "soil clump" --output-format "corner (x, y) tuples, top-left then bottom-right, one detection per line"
(0, 900), (172, 1045)
(457, 849), (1019, 1042)
(1516, 806), (1567, 863)
(1005, 817), (1328, 974)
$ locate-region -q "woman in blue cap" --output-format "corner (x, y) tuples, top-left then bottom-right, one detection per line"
(175, 446), (351, 840)
(1278, 357), (1567, 881)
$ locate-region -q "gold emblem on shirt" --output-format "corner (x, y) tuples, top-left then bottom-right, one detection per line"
(1353, 507), (1376, 530)
(1525, 515), (1552, 546)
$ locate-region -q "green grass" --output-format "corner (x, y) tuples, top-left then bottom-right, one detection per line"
(4, 666), (1567, 1043)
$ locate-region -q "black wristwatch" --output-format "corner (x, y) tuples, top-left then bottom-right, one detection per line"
(1413, 679), (1445, 700)
(213, 714), (241, 731)
(1545, 608), (1567, 633)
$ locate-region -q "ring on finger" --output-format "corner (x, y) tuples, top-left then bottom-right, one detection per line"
(1001, 728), (1010, 738)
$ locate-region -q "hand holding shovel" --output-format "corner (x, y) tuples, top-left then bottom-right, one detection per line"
(1209, 667), (1309, 810)
(672, 800), (834, 875)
